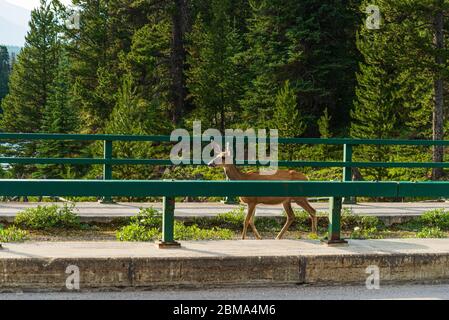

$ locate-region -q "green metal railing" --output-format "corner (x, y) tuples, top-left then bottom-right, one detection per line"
(0, 133), (448, 246)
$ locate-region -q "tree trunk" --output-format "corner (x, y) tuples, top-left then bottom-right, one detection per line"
(170, 0), (189, 125)
(432, 9), (444, 180)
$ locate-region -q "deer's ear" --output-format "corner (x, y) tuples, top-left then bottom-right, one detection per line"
(226, 142), (231, 156)
(210, 140), (222, 153)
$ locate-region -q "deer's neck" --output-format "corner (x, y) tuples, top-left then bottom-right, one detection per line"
(223, 164), (247, 180)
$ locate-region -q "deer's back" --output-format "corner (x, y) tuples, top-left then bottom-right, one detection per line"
(244, 169), (309, 181)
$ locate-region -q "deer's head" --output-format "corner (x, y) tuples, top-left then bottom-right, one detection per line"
(207, 142), (231, 168)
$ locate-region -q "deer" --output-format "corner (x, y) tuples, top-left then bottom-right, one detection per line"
(208, 142), (317, 240)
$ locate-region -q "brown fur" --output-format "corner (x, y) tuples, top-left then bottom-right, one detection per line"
(210, 155), (317, 239)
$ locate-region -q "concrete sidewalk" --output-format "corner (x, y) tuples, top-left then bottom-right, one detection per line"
(0, 201), (448, 225)
(1, 239), (449, 291)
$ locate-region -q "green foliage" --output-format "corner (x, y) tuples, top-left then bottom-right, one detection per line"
(186, 0), (246, 131)
(293, 210), (315, 231)
(1, 0), (63, 178)
(307, 232), (320, 240)
(0, 225), (29, 242)
(419, 209), (449, 230)
(116, 224), (160, 242)
(0, 46), (10, 104)
(352, 0), (449, 181)
(65, 0), (116, 132)
(350, 226), (383, 239)
(271, 81), (306, 138)
(15, 203), (81, 230)
(341, 208), (384, 230)
(1, 0), (447, 185)
(35, 52), (83, 179)
(116, 207), (234, 241)
(269, 81), (306, 160)
(129, 207), (162, 228)
(104, 75), (171, 183)
(241, 0), (359, 131)
(399, 209), (449, 233)
(174, 223), (234, 240)
(416, 227), (446, 239)
(317, 108), (335, 160)
(214, 206), (246, 228)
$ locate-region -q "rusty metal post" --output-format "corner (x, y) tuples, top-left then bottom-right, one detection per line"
(323, 197), (348, 245)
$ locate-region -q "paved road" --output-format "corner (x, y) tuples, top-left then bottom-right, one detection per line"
(1, 284), (449, 300)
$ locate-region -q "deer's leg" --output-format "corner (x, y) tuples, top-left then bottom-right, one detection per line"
(250, 213), (262, 240)
(276, 202), (295, 240)
(242, 203), (256, 240)
(296, 198), (317, 233)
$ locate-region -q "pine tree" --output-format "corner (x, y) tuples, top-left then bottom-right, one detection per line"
(35, 53), (81, 179)
(241, 0), (360, 131)
(317, 108), (332, 159)
(120, 19), (172, 120)
(353, 0), (449, 180)
(186, 0), (246, 132)
(64, 0), (116, 133)
(0, 46), (9, 105)
(351, 3), (400, 181)
(0, 0), (62, 177)
(105, 75), (171, 181)
(271, 81), (306, 160)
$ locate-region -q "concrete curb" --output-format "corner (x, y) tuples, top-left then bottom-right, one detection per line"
(1, 240), (449, 291)
(0, 256), (302, 291)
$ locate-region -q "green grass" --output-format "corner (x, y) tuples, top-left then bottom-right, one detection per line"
(116, 207), (234, 241)
(416, 227), (446, 238)
(116, 224), (160, 241)
(0, 225), (29, 242)
(395, 209), (449, 236)
(14, 203), (82, 230)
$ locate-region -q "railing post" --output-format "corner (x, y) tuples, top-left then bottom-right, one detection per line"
(324, 197), (347, 245)
(158, 196), (181, 248)
(343, 143), (356, 204)
(100, 140), (115, 204)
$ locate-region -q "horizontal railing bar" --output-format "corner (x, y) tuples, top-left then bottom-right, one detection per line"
(0, 158), (174, 165)
(277, 138), (449, 146)
(0, 180), (401, 197)
(1, 133), (449, 146)
(0, 133), (173, 142)
(1, 158), (448, 169)
(1, 180), (449, 197)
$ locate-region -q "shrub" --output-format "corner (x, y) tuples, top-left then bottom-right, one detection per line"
(130, 207), (162, 228)
(341, 209), (384, 230)
(398, 210), (449, 232)
(293, 210), (312, 230)
(0, 226), (29, 242)
(116, 221), (234, 242)
(350, 226), (383, 239)
(417, 227), (446, 239)
(418, 209), (449, 230)
(307, 232), (320, 240)
(214, 206), (245, 229)
(15, 203), (81, 230)
(116, 224), (160, 242)
(174, 222), (234, 240)
(116, 207), (235, 241)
